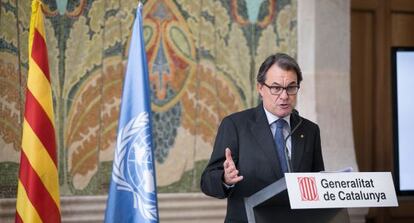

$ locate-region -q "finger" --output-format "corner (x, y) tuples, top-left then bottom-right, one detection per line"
(224, 160), (235, 170)
(225, 162), (235, 174)
(224, 168), (235, 179)
(224, 174), (236, 185)
(225, 150), (236, 171)
(227, 169), (239, 178)
(226, 168), (241, 180)
(228, 175), (244, 184)
(226, 163), (236, 171)
(225, 148), (233, 162)
(223, 160), (229, 169)
(224, 172), (232, 185)
(235, 175), (244, 182)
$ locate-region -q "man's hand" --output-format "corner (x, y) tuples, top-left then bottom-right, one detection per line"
(223, 148), (243, 185)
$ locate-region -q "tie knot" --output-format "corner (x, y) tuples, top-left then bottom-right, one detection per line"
(275, 119), (287, 129)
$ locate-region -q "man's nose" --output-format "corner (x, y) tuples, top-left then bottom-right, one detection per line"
(279, 89), (289, 99)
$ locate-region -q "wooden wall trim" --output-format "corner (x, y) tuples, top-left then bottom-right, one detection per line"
(391, 0), (414, 12)
(351, 0), (378, 10)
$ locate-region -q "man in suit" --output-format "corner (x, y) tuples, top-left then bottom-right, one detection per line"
(200, 53), (325, 222)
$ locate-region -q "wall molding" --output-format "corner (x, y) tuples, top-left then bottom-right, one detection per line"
(1, 193), (368, 223)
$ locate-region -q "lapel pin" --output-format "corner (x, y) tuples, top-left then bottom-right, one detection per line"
(301, 134), (304, 138)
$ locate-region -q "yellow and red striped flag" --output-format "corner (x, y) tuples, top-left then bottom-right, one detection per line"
(15, 0), (61, 222)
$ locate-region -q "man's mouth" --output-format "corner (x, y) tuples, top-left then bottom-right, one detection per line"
(279, 104), (290, 109)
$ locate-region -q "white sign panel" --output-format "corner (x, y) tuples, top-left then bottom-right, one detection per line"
(285, 172), (398, 209)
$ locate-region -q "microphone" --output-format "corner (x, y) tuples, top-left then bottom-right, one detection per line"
(283, 114), (302, 173)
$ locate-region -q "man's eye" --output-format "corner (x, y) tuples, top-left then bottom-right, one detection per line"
(273, 86), (283, 91)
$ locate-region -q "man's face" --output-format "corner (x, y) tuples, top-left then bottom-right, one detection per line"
(257, 64), (298, 118)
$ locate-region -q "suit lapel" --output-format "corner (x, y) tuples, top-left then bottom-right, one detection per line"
(250, 104), (282, 178)
(290, 111), (305, 171)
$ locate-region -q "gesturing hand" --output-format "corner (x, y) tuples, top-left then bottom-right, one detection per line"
(223, 148), (243, 185)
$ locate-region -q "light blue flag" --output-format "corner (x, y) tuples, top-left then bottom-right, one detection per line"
(104, 2), (159, 223)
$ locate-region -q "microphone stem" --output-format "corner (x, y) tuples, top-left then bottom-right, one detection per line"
(284, 117), (302, 173)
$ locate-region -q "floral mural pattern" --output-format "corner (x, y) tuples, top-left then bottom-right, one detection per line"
(0, 0), (296, 196)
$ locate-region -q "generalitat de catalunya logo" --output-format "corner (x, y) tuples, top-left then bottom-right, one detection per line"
(298, 177), (319, 201)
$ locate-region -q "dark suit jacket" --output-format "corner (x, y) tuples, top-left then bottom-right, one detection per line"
(200, 103), (324, 222)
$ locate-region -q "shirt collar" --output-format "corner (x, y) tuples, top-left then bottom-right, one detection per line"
(263, 105), (291, 127)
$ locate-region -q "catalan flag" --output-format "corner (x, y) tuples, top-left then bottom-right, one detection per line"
(15, 0), (61, 222)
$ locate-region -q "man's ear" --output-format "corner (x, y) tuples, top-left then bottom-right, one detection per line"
(256, 83), (264, 99)
(256, 83), (262, 95)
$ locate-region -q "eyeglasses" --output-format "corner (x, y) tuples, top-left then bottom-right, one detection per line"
(262, 83), (300, 95)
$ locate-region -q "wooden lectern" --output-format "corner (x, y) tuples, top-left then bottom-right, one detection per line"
(244, 177), (349, 223)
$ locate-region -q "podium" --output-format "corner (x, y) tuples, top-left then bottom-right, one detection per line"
(244, 177), (349, 223)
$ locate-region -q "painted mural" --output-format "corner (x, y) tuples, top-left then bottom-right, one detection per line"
(0, 0), (297, 197)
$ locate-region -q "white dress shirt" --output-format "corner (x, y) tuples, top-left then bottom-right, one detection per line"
(263, 106), (292, 158)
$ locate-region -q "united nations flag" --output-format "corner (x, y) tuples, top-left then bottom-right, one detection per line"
(104, 2), (159, 223)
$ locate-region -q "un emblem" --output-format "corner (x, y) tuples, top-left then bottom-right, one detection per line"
(112, 112), (158, 220)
